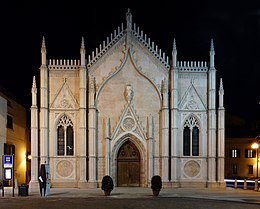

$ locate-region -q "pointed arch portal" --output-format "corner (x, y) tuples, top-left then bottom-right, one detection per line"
(117, 139), (140, 187)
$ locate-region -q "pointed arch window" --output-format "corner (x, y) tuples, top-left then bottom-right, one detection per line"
(57, 115), (74, 156)
(183, 116), (199, 156)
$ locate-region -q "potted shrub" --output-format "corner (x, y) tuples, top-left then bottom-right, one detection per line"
(101, 175), (114, 196)
(151, 175), (162, 196)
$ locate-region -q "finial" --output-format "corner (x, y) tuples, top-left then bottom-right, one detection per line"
(81, 37), (85, 49)
(126, 8), (132, 30)
(210, 38), (214, 51)
(42, 36), (46, 48)
(219, 78), (223, 91)
(173, 38), (176, 50)
(32, 76), (36, 88)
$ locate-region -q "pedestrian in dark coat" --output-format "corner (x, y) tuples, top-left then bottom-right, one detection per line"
(38, 164), (47, 196)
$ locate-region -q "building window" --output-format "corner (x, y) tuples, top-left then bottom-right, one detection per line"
(230, 149), (240, 158)
(233, 164), (238, 174)
(183, 127), (190, 156)
(57, 126), (65, 155)
(248, 165), (253, 174)
(245, 149), (256, 158)
(4, 143), (15, 155)
(57, 115), (74, 156)
(7, 115), (13, 129)
(183, 116), (199, 156)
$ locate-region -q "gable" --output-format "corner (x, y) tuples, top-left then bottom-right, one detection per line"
(111, 102), (146, 141)
(179, 83), (206, 110)
(50, 80), (79, 109)
(87, 9), (170, 73)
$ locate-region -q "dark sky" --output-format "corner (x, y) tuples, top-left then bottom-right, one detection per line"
(1, 1), (260, 122)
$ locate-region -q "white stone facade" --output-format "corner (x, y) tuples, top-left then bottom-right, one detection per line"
(30, 9), (225, 188)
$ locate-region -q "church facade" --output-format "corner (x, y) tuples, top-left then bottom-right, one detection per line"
(29, 10), (225, 189)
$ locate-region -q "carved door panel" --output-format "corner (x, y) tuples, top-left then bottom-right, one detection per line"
(117, 140), (140, 187)
(117, 162), (128, 186)
(128, 162), (140, 186)
(118, 161), (140, 186)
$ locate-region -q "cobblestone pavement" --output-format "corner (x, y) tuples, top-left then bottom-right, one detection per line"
(1, 187), (260, 209)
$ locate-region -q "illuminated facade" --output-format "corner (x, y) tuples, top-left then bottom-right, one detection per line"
(29, 9), (225, 188)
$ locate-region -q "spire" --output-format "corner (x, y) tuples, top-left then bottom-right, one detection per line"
(125, 8), (133, 49)
(173, 38), (177, 50)
(219, 78), (224, 108)
(126, 8), (132, 31)
(210, 38), (214, 51)
(172, 38), (177, 67)
(219, 78), (224, 94)
(41, 36), (46, 51)
(209, 38), (215, 68)
(80, 36), (85, 66)
(81, 36), (85, 49)
(32, 76), (36, 89)
(41, 36), (47, 65)
(31, 76), (37, 106)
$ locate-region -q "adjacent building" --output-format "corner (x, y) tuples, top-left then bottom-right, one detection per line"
(225, 137), (257, 179)
(0, 87), (30, 186)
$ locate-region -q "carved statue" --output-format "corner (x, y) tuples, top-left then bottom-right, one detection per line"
(125, 84), (133, 103)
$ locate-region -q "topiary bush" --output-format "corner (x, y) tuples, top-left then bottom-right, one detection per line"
(101, 175), (114, 192)
(151, 175), (162, 191)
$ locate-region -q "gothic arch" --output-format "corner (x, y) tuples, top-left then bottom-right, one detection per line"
(111, 133), (146, 187)
(95, 49), (163, 106)
(54, 112), (75, 127)
(182, 114), (201, 157)
(54, 113), (75, 156)
(182, 114), (201, 129)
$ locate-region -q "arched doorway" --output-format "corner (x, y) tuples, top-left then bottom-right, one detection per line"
(117, 139), (140, 187)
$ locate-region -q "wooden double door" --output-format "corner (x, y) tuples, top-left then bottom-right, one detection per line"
(117, 140), (140, 187)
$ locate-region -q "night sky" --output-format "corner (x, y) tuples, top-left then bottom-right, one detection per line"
(1, 1), (260, 123)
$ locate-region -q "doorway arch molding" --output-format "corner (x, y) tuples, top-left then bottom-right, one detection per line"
(111, 133), (147, 187)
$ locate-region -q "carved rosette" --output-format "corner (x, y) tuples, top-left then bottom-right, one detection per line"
(56, 160), (73, 178)
(183, 160), (200, 178)
(121, 116), (136, 132)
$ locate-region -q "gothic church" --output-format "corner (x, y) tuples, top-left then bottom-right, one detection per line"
(29, 9), (225, 189)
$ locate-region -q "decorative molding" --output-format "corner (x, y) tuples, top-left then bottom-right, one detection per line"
(179, 82), (206, 110)
(50, 80), (79, 110)
(111, 85), (146, 141)
(54, 159), (75, 179)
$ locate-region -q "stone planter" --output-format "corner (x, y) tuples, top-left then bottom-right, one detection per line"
(152, 190), (160, 196)
(104, 190), (111, 196)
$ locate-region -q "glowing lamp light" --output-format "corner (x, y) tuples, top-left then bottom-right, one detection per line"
(252, 143), (259, 149)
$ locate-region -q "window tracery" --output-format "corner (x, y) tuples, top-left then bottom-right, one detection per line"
(183, 116), (199, 156)
(57, 115), (74, 156)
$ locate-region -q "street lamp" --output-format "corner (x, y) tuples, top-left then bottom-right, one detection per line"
(252, 142), (259, 179)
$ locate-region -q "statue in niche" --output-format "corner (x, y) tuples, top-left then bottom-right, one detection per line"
(125, 84), (133, 103)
